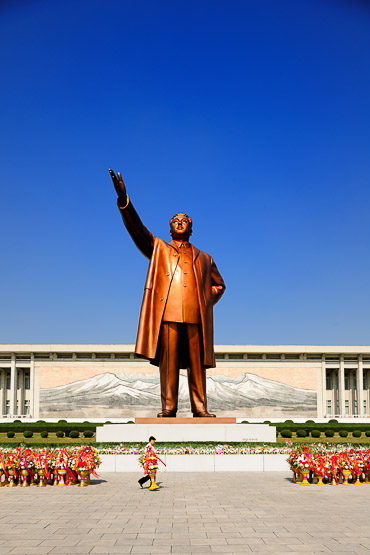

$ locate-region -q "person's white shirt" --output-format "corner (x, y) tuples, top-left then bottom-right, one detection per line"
(145, 442), (156, 455)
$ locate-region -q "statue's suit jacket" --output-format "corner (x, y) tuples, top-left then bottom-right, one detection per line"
(118, 198), (226, 369)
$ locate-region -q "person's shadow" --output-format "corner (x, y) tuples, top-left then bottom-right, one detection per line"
(90, 479), (108, 485)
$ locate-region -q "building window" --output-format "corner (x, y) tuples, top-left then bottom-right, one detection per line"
(17, 372), (20, 389)
(326, 400), (332, 415)
(364, 374), (367, 390)
(326, 373), (331, 390)
(24, 400), (30, 415)
(5, 401), (10, 415)
(364, 400), (367, 415)
(345, 400), (349, 415)
(24, 372), (30, 390)
(345, 375), (349, 390)
(336, 376), (339, 389)
(353, 375), (357, 390)
(354, 400), (358, 415)
(6, 372), (10, 390)
(336, 400), (339, 414)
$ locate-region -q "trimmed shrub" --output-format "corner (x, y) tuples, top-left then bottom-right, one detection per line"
(263, 421), (271, 425)
(365, 430), (370, 438)
(284, 420), (294, 425)
(296, 429), (307, 438)
(6, 431), (15, 438)
(311, 430), (321, 438)
(36, 420), (46, 424)
(58, 420), (67, 424)
(339, 430), (349, 438)
(305, 420), (315, 425)
(324, 429), (335, 437)
(56, 431), (65, 438)
(23, 431), (33, 438)
(13, 420), (22, 424)
(69, 430), (79, 439)
(352, 430), (362, 438)
(40, 431), (48, 438)
(328, 419), (338, 425)
(0, 422), (98, 435)
(82, 421), (89, 424)
(105, 421), (112, 424)
(83, 430), (94, 438)
(280, 429), (292, 438)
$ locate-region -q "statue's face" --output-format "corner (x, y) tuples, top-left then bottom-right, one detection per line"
(170, 213), (192, 240)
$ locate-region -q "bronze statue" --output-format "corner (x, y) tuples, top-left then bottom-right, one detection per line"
(109, 169), (226, 417)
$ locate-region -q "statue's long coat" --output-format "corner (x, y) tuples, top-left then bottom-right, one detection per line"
(118, 198), (226, 369)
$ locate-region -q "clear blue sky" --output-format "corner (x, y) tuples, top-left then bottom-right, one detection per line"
(1, 0), (369, 345)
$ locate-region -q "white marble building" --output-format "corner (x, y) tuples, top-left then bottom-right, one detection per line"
(0, 344), (369, 419)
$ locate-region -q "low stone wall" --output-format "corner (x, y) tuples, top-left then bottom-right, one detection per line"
(96, 423), (276, 443)
(98, 454), (290, 472)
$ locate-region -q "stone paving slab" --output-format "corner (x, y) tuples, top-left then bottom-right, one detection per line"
(0, 473), (370, 554)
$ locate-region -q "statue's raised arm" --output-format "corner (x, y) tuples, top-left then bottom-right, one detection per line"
(109, 169), (154, 259)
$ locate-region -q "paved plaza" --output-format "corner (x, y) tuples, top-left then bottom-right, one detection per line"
(0, 472), (370, 555)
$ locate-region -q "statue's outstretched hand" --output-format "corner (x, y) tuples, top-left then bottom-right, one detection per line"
(109, 169), (127, 205)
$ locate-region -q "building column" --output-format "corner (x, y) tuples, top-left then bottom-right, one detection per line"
(2, 370), (6, 416)
(9, 355), (17, 417)
(30, 355), (35, 418)
(19, 369), (24, 416)
(339, 355), (345, 417)
(0, 370), (4, 416)
(320, 355), (326, 417)
(358, 355), (364, 416)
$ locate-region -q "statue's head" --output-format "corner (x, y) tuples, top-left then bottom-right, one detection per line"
(170, 213), (192, 241)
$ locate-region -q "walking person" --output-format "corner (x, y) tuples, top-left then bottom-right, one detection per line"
(138, 436), (157, 488)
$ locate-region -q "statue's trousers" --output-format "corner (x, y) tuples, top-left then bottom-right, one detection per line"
(159, 322), (207, 414)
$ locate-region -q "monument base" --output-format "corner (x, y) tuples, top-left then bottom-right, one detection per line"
(96, 422), (276, 443)
(135, 417), (236, 424)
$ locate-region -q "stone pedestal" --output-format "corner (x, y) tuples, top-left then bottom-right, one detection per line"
(135, 417), (236, 424)
(96, 422), (276, 443)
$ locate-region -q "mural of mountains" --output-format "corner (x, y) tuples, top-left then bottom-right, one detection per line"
(40, 371), (316, 416)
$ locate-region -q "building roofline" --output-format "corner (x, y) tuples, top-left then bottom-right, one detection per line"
(1, 344), (370, 354)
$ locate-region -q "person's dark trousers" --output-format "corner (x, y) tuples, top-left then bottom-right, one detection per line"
(138, 475), (151, 487)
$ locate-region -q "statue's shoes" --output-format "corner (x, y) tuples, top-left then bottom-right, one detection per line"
(157, 410), (177, 418)
(193, 412), (216, 418)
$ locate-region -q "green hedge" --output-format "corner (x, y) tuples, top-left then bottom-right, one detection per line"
(3, 420), (370, 437)
(275, 422), (370, 433)
(0, 422), (101, 435)
(311, 430), (321, 438)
